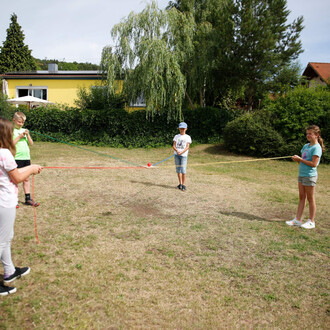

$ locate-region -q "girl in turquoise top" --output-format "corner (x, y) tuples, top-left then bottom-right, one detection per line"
(286, 125), (325, 229)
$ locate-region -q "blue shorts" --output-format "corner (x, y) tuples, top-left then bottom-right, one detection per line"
(175, 155), (188, 174)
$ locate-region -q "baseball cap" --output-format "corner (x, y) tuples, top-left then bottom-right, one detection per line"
(178, 122), (187, 129)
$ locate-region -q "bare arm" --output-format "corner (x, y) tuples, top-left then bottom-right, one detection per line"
(25, 130), (34, 146)
(177, 143), (190, 156)
(292, 155), (319, 168)
(13, 131), (26, 145)
(8, 165), (42, 185)
(172, 141), (178, 154)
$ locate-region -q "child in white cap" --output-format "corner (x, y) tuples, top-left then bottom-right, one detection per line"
(172, 122), (192, 191)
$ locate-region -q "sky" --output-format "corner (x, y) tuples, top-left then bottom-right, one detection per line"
(0, 0), (329, 71)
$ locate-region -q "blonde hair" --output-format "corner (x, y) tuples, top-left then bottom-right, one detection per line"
(13, 111), (26, 121)
(307, 125), (326, 152)
(0, 117), (16, 156)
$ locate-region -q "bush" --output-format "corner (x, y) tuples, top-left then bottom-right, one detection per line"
(264, 85), (330, 143)
(261, 85), (329, 163)
(183, 107), (231, 143)
(0, 92), (14, 119)
(223, 112), (285, 157)
(4, 105), (230, 148)
(75, 86), (125, 110)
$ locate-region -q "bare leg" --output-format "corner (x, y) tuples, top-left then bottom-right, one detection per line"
(22, 178), (30, 194)
(182, 174), (186, 186)
(177, 173), (182, 185)
(305, 186), (316, 222)
(296, 183), (306, 221)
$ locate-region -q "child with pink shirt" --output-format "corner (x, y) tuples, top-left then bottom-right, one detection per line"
(0, 117), (42, 296)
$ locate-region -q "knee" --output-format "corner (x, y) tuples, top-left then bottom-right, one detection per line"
(306, 195), (315, 204)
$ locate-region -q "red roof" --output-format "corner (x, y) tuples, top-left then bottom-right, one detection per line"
(303, 62), (330, 83)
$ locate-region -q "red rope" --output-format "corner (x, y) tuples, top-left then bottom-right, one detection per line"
(30, 165), (146, 244)
(32, 175), (39, 244)
(43, 166), (146, 170)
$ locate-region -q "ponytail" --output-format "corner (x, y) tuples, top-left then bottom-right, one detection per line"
(318, 136), (326, 153)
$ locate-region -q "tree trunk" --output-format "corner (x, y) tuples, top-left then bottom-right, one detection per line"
(199, 77), (207, 108)
(185, 91), (195, 110)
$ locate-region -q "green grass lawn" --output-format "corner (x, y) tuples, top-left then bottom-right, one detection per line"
(1, 142), (329, 328)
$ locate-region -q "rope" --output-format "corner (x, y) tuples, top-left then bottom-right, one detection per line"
(154, 155), (292, 167)
(30, 130), (143, 167)
(43, 166), (146, 170)
(27, 130), (293, 244)
(151, 154), (174, 167)
(32, 175), (39, 244)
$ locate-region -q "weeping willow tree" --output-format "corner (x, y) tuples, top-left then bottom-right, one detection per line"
(101, 1), (195, 120)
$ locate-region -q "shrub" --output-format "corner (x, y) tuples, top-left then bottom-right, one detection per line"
(7, 105), (230, 148)
(223, 112), (285, 157)
(75, 86), (125, 110)
(183, 107), (231, 143)
(0, 92), (14, 119)
(264, 85), (330, 143)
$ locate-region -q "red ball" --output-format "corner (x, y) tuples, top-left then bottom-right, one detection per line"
(147, 163), (152, 167)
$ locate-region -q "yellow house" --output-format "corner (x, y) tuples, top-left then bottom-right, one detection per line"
(1, 64), (104, 107)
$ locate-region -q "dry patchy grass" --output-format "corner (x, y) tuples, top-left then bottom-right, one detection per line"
(0, 142), (329, 329)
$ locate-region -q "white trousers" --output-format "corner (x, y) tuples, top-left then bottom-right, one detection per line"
(0, 207), (16, 277)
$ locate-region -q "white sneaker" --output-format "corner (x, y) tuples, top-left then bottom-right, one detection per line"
(301, 219), (315, 229)
(286, 218), (302, 226)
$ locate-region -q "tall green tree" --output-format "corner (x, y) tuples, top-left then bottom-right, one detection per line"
(101, 1), (195, 120)
(167, 0), (231, 108)
(102, 0), (303, 115)
(0, 13), (37, 73)
(267, 62), (304, 96)
(168, 0), (304, 110)
(227, 0), (304, 109)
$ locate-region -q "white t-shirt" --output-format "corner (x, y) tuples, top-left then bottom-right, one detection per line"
(173, 134), (192, 157)
(0, 148), (18, 208)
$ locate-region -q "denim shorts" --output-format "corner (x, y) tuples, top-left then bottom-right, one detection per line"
(298, 176), (317, 186)
(174, 155), (188, 174)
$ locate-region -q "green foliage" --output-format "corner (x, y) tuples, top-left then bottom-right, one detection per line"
(100, 0), (304, 114)
(34, 58), (99, 71)
(0, 13), (37, 73)
(168, 0), (231, 108)
(167, 0), (304, 109)
(184, 106), (232, 142)
(7, 106), (229, 148)
(75, 86), (125, 110)
(223, 85), (329, 163)
(229, 0), (304, 109)
(101, 0), (195, 120)
(223, 112), (285, 157)
(0, 92), (14, 118)
(267, 62), (305, 95)
(265, 85), (330, 143)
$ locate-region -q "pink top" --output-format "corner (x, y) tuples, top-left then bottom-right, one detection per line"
(0, 148), (18, 208)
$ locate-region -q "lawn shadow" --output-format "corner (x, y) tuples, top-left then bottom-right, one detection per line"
(219, 210), (284, 223)
(130, 180), (174, 190)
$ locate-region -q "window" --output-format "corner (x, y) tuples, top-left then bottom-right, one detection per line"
(16, 86), (48, 100)
(130, 94), (146, 107)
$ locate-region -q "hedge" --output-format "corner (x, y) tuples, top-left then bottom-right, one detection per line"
(0, 104), (231, 148)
